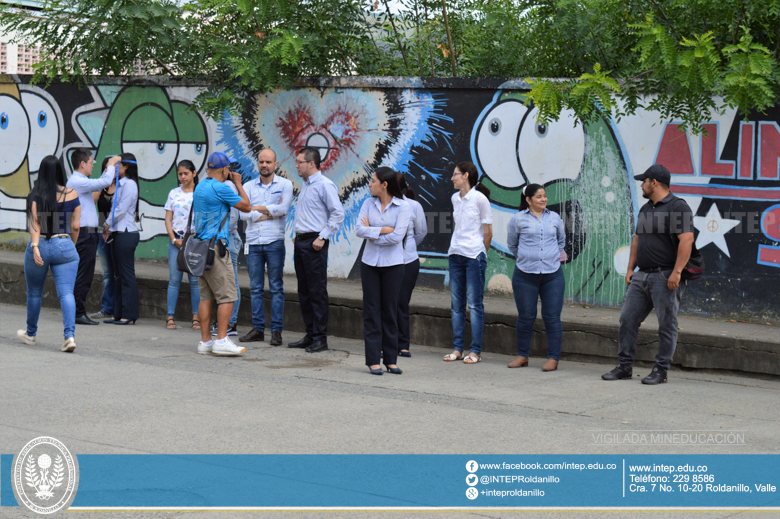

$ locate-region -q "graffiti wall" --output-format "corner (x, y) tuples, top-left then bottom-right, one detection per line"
(1, 76), (779, 319)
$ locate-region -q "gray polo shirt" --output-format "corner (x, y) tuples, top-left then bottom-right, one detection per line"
(635, 193), (693, 270)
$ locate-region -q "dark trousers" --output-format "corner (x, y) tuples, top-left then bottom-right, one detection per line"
(397, 259), (419, 352)
(110, 232), (140, 321)
(74, 231), (99, 317)
(618, 270), (684, 371)
(293, 236), (329, 341)
(362, 262), (404, 367)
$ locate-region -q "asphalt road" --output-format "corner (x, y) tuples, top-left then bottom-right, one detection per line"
(1, 303), (777, 519)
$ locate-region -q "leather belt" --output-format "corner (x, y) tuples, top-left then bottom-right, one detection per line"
(295, 232), (319, 241)
(639, 267), (666, 273)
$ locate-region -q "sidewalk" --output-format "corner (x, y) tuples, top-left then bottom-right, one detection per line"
(1, 250), (778, 376)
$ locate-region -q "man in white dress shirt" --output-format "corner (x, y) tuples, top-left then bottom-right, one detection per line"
(66, 148), (117, 325)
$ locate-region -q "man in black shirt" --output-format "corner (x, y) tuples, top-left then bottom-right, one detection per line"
(602, 165), (694, 384)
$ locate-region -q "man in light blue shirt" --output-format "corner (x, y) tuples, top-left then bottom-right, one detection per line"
(67, 148), (117, 325)
(288, 146), (345, 353)
(238, 148), (293, 346)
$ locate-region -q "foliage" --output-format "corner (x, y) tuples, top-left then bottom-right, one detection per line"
(2, 0), (780, 127)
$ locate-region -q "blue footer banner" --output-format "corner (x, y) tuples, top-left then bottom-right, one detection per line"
(2, 454), (779, 510)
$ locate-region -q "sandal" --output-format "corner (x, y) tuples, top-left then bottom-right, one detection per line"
(191, 318), (201, 330)
(443, 351), (464, 362)
(166, 317), (177, 329)
(463, 353), (482, 364)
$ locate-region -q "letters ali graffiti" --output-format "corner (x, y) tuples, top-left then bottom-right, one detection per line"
(0, 76), (778, 317)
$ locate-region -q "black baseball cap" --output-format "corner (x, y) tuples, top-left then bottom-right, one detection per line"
(634, 164), (671, 185)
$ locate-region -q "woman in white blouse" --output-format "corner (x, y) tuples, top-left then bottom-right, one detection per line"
(164, 160), (200, 330)
(396, 173), (427, 357)
(443, 162), (493, 364)
(102, 153), (140, 325)
(357, 167), (411, 375)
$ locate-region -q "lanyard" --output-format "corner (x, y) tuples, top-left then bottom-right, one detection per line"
(110, 166), (120, 229)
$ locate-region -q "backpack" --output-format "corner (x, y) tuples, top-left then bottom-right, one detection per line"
(670, 196), (705, 281)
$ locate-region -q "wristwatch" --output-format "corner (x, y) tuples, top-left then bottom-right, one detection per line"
(31, 243), (39, 248)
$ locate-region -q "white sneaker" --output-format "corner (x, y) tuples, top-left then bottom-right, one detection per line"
(61, 337), (76, 353)
(212, 337), (246, 356)
(198, 340), (213, 355)
(17, 330), (35, 345)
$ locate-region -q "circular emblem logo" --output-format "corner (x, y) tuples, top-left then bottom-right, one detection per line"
(707, 220), (719, 232)
(13, 436), (78, 515)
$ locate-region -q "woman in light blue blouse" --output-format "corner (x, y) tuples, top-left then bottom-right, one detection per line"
(506, 183), (567, 371)
(356, 167), (411, 375)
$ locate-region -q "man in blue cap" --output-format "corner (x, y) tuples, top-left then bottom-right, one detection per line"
(602, 164), (694, 385)
(192, 151), (251, 356)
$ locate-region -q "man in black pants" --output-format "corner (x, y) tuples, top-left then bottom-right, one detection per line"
(288, 147), (345, 353)
(602, 165), (694, 385)
(66, 149), (116, 325)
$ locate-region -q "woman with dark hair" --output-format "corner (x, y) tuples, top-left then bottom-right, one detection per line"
(164, 160), (201, 329)
(356, 167), (411, 375)
(506, 183), (567, 371)
(17, 155), (83, 352)
(102, 152), (140, 324)
(90, 157), (116, 320)
(396, 172), (427, 357)
(443, 161), (493, 364)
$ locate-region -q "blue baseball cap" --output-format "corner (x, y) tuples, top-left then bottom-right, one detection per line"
(207, 151), (234, 169)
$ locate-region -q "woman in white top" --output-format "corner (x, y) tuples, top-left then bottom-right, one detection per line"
(164, 160), (200, 330)
(356, 167), (411, 375)
(396, 173), (427, 357)
(102, 153), (140, 324)
(443, 161), (493, 364)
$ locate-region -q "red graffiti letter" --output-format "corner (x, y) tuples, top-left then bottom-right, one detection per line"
(758, 205), (780, 267)
(655, 124), (695, 175)
(738, 122), (754, 179)
(759, 122), (780, 180)
(701, 123), (734, 178)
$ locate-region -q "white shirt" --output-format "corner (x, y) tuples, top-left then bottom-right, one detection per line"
(448, 187), (493, 259)
(224, 180), (239, 235)
(105, 177), (139, 232)
(240, 175), (294, 245)
(164, 187), (194, 234)
(356, 196), (411, 267)
(402, 195), (427, 264)
(66, 165), (115, 228)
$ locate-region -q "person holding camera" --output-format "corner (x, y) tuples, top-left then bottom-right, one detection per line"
(192, 152), (251, 356)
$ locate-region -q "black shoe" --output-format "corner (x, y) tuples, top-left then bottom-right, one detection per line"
(386, 366), (403, 374)
(369, 367), (383, 375)
(239, 328), (264, 343)
(270, 331), (283, 346)
(398, 350), (411, 358)
(76, 315), (99, 325)
(113, 319), (136, 325)
(641, 366), (668, 385)
(227, 325), (238, 336)
(288, 336), (313, 348)
(602, 365), (633, 380)
(306, 340), (328, 353)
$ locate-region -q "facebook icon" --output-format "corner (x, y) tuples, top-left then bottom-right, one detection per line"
(466, 460), (478, 473)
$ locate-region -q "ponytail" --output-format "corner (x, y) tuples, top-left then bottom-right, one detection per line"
(456, 161), (490, 201)
(396, 172), (416, 200)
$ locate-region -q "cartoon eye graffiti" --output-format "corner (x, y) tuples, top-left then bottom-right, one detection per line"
(517, 106), (584, 186)
(176, 142), (207, 173)
(474, 100), (526, 188)
(22, 92), (61, 172)
(122, 104), (178, 180)
(0, 94), (31, 176)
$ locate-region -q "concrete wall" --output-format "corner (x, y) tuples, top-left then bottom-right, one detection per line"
(1, 75), (780, 320)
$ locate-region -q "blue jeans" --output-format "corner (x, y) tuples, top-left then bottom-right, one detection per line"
(167, 240), (200, 316)
(448, 253), (487, 354)
(246, 240), (285, 332)
(512, 266), (565, 360)
(97, 235), (114, 314)
(227, 232), (242, 326)
(24, 237), (79, 340)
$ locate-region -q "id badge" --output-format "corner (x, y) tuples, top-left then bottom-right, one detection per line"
(244, 242), (249, 255)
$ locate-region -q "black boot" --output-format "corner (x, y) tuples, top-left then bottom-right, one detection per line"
(602, 365), (633, 380)
(641, 366), (668, 385)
